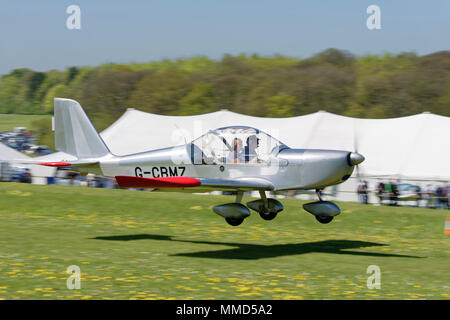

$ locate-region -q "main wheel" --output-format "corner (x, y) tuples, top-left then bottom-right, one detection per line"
(259, 211), (277, 221)
(225, 217), (244, 226)
(315, 216), (333, 224)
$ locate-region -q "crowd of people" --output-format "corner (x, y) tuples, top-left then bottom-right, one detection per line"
(375, 181), (400, 206)
(357, 180), (449, 209)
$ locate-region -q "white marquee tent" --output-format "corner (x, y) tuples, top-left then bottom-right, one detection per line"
(0, 142), (55, 184)
(100, 109), (450, 181)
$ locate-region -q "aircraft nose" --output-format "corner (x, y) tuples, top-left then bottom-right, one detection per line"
(348, 152), (365, 166)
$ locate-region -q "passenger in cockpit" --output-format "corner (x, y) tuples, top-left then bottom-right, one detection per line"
(227, 138), (245, 163)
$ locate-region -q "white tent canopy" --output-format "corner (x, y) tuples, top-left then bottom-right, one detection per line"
(100, 109), (450, 181)
(0, 142), (55, 182)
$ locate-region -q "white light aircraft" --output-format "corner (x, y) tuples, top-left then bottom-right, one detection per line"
(13, 99), (365, 226)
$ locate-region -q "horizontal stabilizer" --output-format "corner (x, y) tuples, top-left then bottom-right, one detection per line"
(115, 176), (201, 188)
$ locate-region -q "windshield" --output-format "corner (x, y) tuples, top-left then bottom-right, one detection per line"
(189, 126), (288, 165)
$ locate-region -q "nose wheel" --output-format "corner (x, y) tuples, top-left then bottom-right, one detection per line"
(259, 211), (278, 221)
(302, 189), (339, 224)
(247, 191), (284, 221)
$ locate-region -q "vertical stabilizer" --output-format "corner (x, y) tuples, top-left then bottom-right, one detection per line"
(54, 98), (111, 159)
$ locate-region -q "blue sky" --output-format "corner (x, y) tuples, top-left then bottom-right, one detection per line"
(0, 0), (449, 75)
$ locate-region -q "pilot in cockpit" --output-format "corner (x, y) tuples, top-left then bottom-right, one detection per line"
(227, 138), (245, 163)
(244, 135), (260, 163)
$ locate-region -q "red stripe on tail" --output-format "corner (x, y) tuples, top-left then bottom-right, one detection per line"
(36, 162), (72, 167)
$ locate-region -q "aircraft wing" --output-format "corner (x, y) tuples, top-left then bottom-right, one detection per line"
(196, 178), (274, 191)
(115, 176), (274, 191)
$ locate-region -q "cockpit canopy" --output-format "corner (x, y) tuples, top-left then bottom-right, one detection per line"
(189, 126), (289, 165)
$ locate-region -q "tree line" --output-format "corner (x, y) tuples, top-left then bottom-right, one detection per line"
(0, 49), (449, 147)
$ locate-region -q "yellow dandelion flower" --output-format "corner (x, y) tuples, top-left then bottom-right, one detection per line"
(208, 277), (221, 282)
(236, 286), (250, 292)
(282, 295), (303, 300)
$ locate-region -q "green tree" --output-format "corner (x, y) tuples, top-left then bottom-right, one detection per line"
(30, 117), (54, 149)
(70, 67), (145, 130)
(42, 84), (70, 113)
(0, 50), (449, 124)
(265, 94), (296, 117)
(343, 102), (365, 118)
(179, 82), (216, 115)
(127, 68), (192, 115)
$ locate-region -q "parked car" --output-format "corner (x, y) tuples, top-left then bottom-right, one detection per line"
(32, 146), (53, 156)
(10, 167), (32, 183)
(55, 168), (85, 186)
(397, 183), (421, 202)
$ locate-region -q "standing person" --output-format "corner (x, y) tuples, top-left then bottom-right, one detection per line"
(436, 185), (447, 209)
(376, 182), (384, 205)
(23, 168), (32, 184)
(362, 180), (369, 204)
(384, 181), (393, 205)
(436, 185), (442, 209)
(357, 181), (364, 204)
(446, 183), (450, 210)
(424, 184), (434, 208)
(415, 184), (422, 207)
(392, 181), (399, 206)
(86, 173), (96, 187)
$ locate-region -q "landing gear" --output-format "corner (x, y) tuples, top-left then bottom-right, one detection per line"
(259, 211), (278, 221)
(213, 191), (250, 226)
(315, 216), (334, 224)
(247, 191), (284, 221)
(316, 189), (323, 201)
(257, 191), (277, 220)
(302, 189), (340, 224)
(225, 217), (244, 226)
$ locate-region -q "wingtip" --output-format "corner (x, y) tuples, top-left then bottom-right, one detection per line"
(36, 162), (72, 167)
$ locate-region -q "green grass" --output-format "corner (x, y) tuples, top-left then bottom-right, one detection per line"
(0, 182), (449, 300)
(0, 114), (51, 132)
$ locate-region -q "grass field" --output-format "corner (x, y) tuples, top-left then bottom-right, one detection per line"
(0, 182), (449, 300)
(0, 114), (51, 132)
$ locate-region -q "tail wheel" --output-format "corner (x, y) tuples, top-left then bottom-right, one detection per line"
(225, 217), (244, 226)
(315, 216), (334, 224)
(259, 211), (278, 221)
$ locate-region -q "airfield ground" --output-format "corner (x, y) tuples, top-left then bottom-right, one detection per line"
(0, 182), (449, 300)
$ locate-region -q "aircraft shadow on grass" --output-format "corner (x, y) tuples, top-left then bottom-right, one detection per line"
(91, 234), (422, 260)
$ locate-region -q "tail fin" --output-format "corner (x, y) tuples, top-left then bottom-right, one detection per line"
(54, 98), (111, 159)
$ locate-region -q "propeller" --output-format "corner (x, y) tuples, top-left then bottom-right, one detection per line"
(349, 120), (365, 179)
